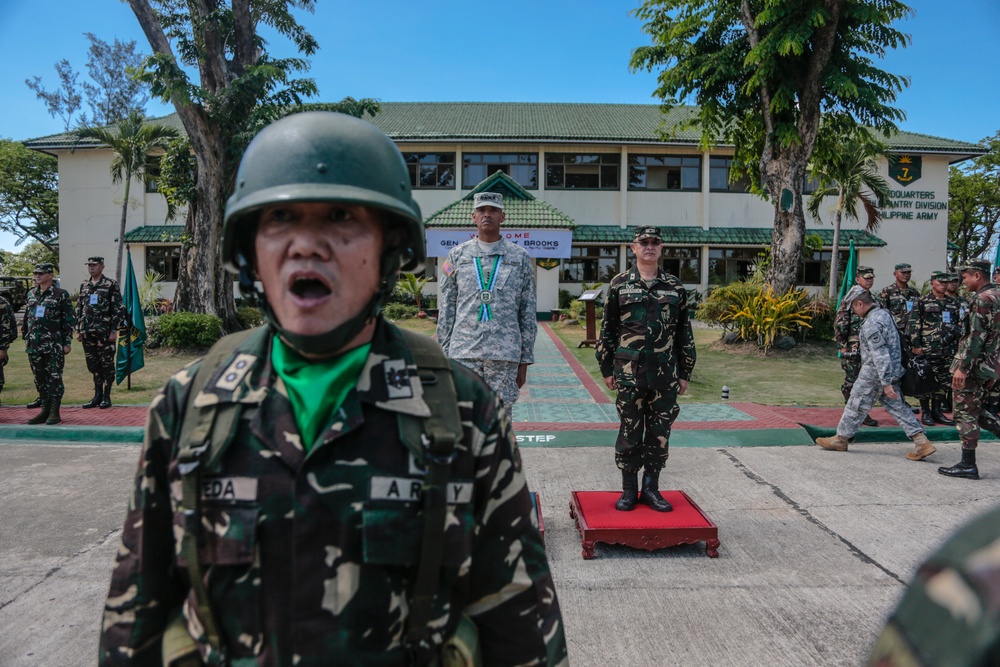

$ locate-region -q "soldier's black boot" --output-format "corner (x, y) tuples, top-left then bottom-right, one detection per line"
(26, 397), (42, 409)
(27, 399), (50, 425)
(82, 381), (102, 409)
(920, 398), (935, 426)
(932, 398), (955, 426)
(938, 448), (979, 480)
(46, 397), (62, 425)
(862, 415), (879, 427)
(615, 470), (638, 511)
(99, 381), (112, 409)
(638, 469), (673, 512)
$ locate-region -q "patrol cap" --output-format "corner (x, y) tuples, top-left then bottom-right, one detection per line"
(473, 192), (504, 210)
(957, 258), (992, 275)
(856, 265), (875, 279)
(894, 263), (912, 272)
(33, 263), (54, 274)
(86, 256), (104, 265)
(633, 226), (662, 242)
(930, 270), (948, 282)
(843, 285), (869, 305)
(946, 272), (960, 282)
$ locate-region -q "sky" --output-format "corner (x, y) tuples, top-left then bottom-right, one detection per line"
(1, 0), (998, 252)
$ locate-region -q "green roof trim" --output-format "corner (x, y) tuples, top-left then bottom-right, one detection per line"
(425, 171), (575, 229)
(572, 226), (887, 248)
(123, 226), (185, 243)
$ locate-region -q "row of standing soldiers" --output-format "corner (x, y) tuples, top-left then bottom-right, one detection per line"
(0, 259), (126, 425)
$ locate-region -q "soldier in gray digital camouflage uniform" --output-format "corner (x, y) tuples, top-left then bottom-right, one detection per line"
(436, 191), (537, 411)
(99, 112), (566, 666)
(816, 285), (936, 460)
(834, 265), (881, 427)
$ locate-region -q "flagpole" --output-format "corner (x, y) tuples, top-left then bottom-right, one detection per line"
(126, 244), (133, 390)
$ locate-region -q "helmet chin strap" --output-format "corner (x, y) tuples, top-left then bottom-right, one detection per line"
(236, 249), (401, 358)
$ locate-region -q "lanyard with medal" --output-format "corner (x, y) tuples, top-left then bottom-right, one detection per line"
(474, 255), (501, 322)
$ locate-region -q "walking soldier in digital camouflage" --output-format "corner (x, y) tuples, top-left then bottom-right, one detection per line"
(939, 259), (1000, 480)
(0, 292), (18, 405)
(22, 262), (74, 425)
(76, 256), (127, 409)
(908, 271), (958, 426)
(99, 112), (566, 667)
(834, 265), (880, 427)
(597, 226), (696, 513)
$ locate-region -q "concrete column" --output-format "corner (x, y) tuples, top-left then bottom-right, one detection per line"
(535, 260), (559, 314)
(700, 244), (710, 294)
(702, 150), (711, 231)
(620, 146), (628, 229)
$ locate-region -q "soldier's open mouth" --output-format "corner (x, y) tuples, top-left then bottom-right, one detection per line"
(290, 277), (332, 299)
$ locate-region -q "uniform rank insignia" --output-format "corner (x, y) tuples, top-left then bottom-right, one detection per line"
(383, 359), (413, 399)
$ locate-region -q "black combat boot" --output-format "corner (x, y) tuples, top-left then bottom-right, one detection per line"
(26, 397), (43, 409)
(920, 398), (935, 426)
(82, 381), (102, 409)
(638, 469), (673, 512)
(46, 397), (62, 425)
(99, 381), (112, 409)
(932, 398), (955, 425)
(862, 415), (879, 427)
(938, 448), (979, 480)
(27, 399), (50, 425)
(615, 470), (639, 511)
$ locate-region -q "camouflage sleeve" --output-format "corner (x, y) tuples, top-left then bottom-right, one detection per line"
(436, 249), (459, 355)
(675, 287), (696, 381)
(99, 375), (190, 666)
(465, 396), (567, 666)
(908, 300), (923, 349)
(21, 299), (31, 340)
(75, 286), (84, 333)
(61, 291), (76, 346)
(833, 302), (850, 347)
(517, 254), (537, 365)
(112, 281), (128, 331)
(866, 319), (896, 386)
(596, 280), (620, 378)
(954, 298), (987, 374)
(0, 299), (15, 348)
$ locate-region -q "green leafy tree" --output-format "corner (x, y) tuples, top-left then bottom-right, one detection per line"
(630, 0), (911, 293)
(25, 60), (82, 132)
(0, 242), (60, 275)
(0, 139), (59, 250)
(125, 0), (377, 329)
(948, 132), (1000, 266)
(395, 273), (429, 310)
(74, 110), (180, 285)
(807, 138), (891, 298)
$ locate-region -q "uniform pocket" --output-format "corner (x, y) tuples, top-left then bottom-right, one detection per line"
(195, 504), (259, 565)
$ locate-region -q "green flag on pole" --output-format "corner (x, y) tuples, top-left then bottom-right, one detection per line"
(116, 248), (146, 384)
(837, 239), (858, 309)
(994, 240), (1000, 275)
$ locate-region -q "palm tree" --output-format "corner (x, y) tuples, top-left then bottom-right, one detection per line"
(807, 140), (892, 299)
(75, 110), (179, 285)
(396, 272), (430, 310)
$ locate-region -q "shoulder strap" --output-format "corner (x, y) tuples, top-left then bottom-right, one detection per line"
(175, 326), (268, 658)
(397, 327), (465, 649)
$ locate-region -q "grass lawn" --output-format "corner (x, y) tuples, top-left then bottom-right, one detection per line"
(548, 321), (846, 406)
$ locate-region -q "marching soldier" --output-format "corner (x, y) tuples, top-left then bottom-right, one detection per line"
(22, 262), (75, 425)
(908, 271), (957, 425)
(0, 293), (18, 406)
(834, 265), (880, 426)
(76, 256), (127, 409)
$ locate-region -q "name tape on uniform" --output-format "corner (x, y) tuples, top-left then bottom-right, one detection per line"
(201, 477), (258, 502)
(370, 476), (472, 504)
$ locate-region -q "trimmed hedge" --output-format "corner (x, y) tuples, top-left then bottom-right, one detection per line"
(156, 312), (225, 348)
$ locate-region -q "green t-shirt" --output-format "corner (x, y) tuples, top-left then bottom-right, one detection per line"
(270, 335), (372, 452)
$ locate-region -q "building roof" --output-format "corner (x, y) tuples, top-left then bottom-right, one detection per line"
(573, 226), (888, 248)
(123, 226), (185, 243)
(424, 170), (575, 229)
(22, 103), (986, 157)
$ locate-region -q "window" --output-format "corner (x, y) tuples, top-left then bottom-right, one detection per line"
(561, 246), (620, 282)
(661, 247), (701, 282)
(708, 248), (764, 284)
(146, 245), (182, 281)
(798, 249), (849, 286)
(545, 154), (620, 189)
(462, 153), (537, 189)
(403, 153), (455, 189)
(709, 157), (752, 192)
(802, 174), (821, 195)
(628, 155), (701, 191)
(145, 156), (161, 193)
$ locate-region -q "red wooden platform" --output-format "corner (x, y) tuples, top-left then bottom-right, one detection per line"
(569, 490), (720, 559)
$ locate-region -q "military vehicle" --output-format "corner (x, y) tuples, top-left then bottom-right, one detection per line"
(0, 277), (33, 311)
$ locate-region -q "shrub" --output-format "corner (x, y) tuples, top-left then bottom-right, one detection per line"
(156, 311), (224, 348)
(383, 303), (418, 320)
(236, 306), (265, 329)
(699, 279), (813, 350)
(559, 289), (576, 309)
(802, 295), (836, 341)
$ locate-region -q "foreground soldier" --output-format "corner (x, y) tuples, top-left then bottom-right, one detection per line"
(99, 112), (566, 666)
(834, 266), (880, 427)
(22, 262), (74, 425)
(597, 226), (696, 512)
(816, 286), (935, 459)
(76, 256), (127, 409)
(908, 271), (957, 426)
(0, 293), (17, 405)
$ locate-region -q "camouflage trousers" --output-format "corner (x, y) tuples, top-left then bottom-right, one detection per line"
(841, 355), (862, 402)
(0, 355), (7, 390)
(953, 376), (1000, 449)
(917, 355), (953, 402)
(453, 359), (520, 410)
(614, 386), (680, 473)
(26, 348), (65, 400)
(837, 365), (923, 439)
(81, 331), (116, 386)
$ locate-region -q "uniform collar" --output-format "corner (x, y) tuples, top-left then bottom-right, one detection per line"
(626, 264), (666, 284)
(470, 236), (508, 255)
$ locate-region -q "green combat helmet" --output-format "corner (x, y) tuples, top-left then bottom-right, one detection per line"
(222, 111), (424, 356)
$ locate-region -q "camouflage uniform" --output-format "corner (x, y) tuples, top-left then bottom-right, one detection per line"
(908, 291), (961, 403)
(437, 237), (537, 409)
(99, 321), (566, 666)
(834, 288), (883, 402)
(0, 295), (18, 393)
(22, 284), (75, 401)
(867, 504), (1000, 666)
(76, 274), (127, 392)
(596, 266), (696, 472)
(880, 282), (921, 334)
(949, 282), (1000, 449)
(836, 305), (924, 439)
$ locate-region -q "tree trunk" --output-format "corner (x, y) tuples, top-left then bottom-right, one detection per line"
(115, 177), (131, 286)
(828, 197), (845, 299)
(765, 149), (809, 294)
